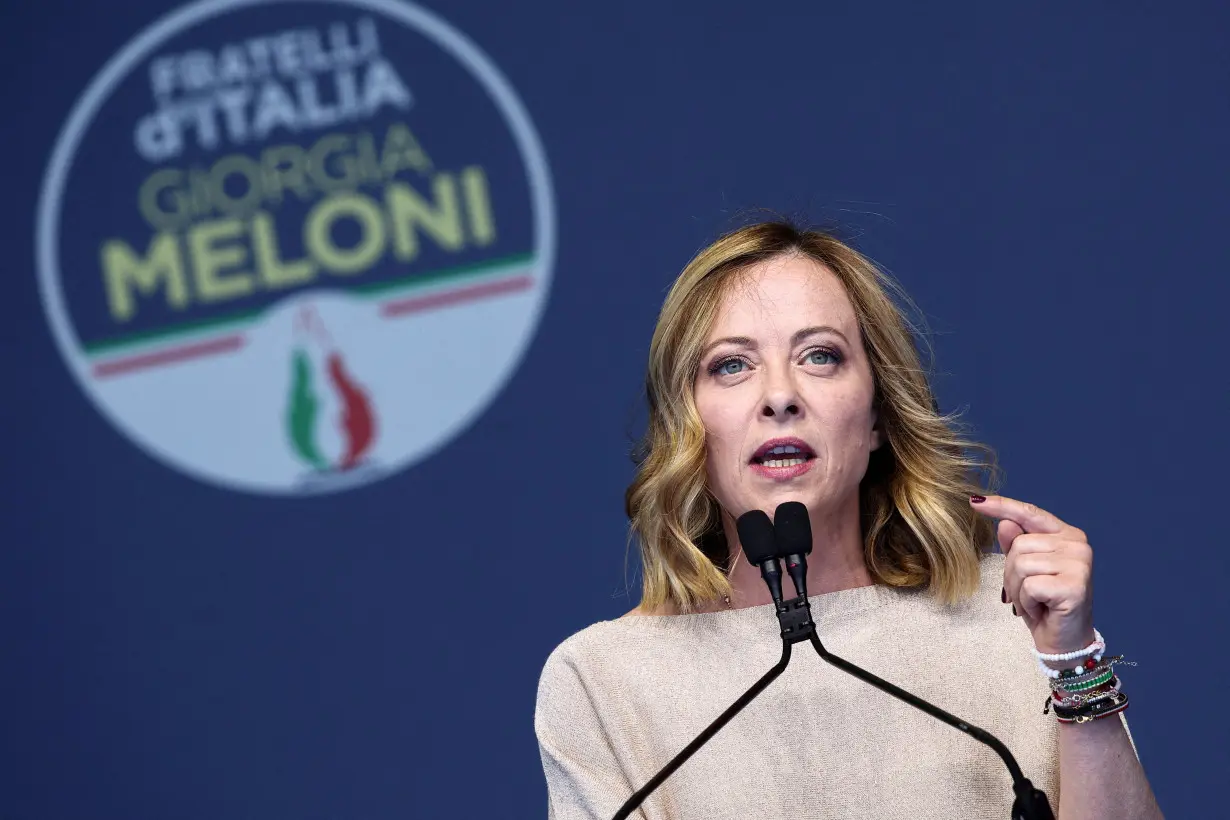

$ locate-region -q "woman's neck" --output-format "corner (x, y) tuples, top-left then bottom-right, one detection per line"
(723, 500), (874, 609)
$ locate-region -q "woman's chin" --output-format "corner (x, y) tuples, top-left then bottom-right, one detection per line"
(748, 486), (822, 515)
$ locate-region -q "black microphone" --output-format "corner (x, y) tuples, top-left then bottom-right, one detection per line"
(774, 501), (811, 599)
(736, 509), (784, 606)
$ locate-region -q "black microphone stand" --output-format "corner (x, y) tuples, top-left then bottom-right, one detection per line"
(789, 595), (1055, 820)
(611, 593), (1055, 820)
(610, 641), (793, 820)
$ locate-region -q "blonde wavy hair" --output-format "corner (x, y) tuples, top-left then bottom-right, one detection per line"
(625, 220), (1001, 614)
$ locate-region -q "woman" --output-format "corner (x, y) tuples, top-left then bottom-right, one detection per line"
(534, 221), (1163, 819)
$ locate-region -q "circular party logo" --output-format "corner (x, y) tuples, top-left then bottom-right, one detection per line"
(37, 0), (555, 494)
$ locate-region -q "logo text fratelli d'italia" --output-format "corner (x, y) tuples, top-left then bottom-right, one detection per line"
(37, 0), (555, 494)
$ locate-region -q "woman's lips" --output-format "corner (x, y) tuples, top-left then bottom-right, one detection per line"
(749, 458), (815, 480)
(749, 438), (816, 480)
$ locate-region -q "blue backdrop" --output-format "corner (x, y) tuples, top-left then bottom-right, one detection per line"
(2, 1), (1226, 817)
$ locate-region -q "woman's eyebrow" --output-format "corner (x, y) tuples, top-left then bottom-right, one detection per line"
(700, 336), (754, 358)
(792, 325), (850, 346)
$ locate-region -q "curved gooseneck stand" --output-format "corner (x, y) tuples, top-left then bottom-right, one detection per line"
(612, 595), (1054, 820)
(612, 503), (1054, 820)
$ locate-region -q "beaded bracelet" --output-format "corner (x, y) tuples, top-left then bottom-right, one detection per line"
(1055, 668), (1115, 693)
(1034, 630), (1106, 678)
(1037, 650), (1106, 679)
(1039, 655), (1099, 680)
(1034, 628), (1106, 662)
(1048, 657), (1116, 687)
(1050, 655), (1135, 691)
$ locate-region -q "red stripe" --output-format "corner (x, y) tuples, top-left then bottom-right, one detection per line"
(87, 274), (532, 378)
(380, 275), (534, 318)
(92, 335), (245, 379)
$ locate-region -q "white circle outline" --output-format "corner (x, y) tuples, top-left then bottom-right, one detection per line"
(36, 0), (556, 495)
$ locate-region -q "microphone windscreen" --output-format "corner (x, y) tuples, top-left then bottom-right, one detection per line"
(774, 502), (812, 556)
(735, 510), (776, 565)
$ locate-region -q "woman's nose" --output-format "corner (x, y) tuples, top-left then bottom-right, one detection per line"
(761, 371), (802, 418)
(762, 400), (800, 418)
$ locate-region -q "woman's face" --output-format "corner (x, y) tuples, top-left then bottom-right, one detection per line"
(694, 254), (884, 525)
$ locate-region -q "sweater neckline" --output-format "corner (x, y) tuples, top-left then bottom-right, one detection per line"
(620, 579), (919, 628)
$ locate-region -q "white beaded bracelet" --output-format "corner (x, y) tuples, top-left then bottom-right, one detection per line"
(1037, 651), (1105, 679)
(1034, 629), (1105, 661)
(1034, 629), (1106, 679)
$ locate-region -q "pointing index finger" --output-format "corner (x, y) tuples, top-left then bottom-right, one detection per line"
(971, 494), (1066, 534)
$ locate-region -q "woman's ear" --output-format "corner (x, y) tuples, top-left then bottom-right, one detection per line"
(870, 407), (886, 452)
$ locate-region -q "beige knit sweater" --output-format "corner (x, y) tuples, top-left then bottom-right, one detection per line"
(535, 552), (1137, 819)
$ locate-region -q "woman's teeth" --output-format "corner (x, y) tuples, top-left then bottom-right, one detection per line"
(762, 457), (807, 468)
(756, 444), (810, 467)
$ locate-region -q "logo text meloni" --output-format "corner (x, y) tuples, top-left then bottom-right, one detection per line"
(102, 123), (496, 323)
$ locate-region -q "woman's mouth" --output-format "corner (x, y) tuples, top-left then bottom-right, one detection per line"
(749, 440), (816, 480)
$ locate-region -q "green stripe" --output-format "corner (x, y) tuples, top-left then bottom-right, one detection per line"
(83, 252), (537, 357)
(353, 252), (534, 297)
(83, 308), (263, 355)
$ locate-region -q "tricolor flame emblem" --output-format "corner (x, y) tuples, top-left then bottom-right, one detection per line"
(287, 306), (377, 473)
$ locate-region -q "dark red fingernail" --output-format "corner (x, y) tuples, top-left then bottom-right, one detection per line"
(1012, 604), (1018, 616)
(1001, 587), (1007, 604)
(971, 495), (986, 503)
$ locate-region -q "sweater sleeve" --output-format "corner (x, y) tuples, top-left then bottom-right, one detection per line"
(534, 641), (641, 820)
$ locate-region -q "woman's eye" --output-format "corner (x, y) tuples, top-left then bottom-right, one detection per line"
(805, 349), (840, 366)
(712, 358), (747, 376)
